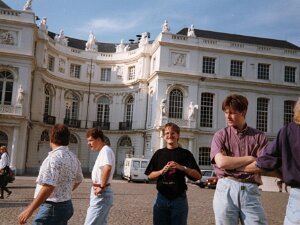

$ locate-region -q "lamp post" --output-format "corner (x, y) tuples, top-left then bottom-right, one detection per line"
(85, 58), (93, 128)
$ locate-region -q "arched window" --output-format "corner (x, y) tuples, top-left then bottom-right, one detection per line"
(125, 96), (134, 123)
(0, 131), (8, 147)
(65, 94), (79, 120)
(0, 70), (14, 105)
(97, 96), (110, 122)
(40, 130), (49, 142)
(169, 89), (183, 119)
(119, 136), (132, 147)
(70, 134), (78, 143)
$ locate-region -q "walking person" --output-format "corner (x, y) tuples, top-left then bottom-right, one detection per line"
(210, 94), (268, 225)
(84, 128), (115, 225)
(18, 124), (83, 225)
(145, 122), (201, 225)
(0, 146), (12, 199)
(241, 97), (300, 225)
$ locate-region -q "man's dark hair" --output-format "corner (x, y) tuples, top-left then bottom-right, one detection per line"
(86, 127), (105, 141)
(222, 94), (248, 113)
(162, 122), (180, 135)
(50, 124), (70, 146)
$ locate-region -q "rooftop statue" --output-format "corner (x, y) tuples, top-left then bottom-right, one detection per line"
(39, 17), (47, 32)
(187, 24), (196, 37)
(85, 32), (97, 52)
(54, 29), (68, 46)
(162, 20), (170, 33)
(23, 0), (32, 11)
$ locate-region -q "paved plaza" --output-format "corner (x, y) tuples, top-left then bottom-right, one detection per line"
(0, 176), (288, 225)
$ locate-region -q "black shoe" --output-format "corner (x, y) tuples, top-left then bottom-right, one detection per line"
(7, 191), (12, 198)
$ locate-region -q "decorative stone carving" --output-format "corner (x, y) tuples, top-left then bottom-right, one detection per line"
(54, 29), (68, 46)
(116, 40), (130, 53)
(58, 58), (65, 73)
(85, 32), (97, 52)
(138, 32), (149, 48)
(0, 30), (17, 46)
(172, 53), (186, 66)
(188, 101), (198, 120)
(187, 24), (196, 38)
(162, 20), (170, 33)
(16, 85), (24, 105)
(160, 98), (167, 117)
(39, 17), (47, 32)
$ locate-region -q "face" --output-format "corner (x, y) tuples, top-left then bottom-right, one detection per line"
(163, 126), (179, 148)
(224, 108), (246, 130)
(87, 136), (102, 151)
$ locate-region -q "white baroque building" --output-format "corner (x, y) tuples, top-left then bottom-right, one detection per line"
(0, 1), (300, 175)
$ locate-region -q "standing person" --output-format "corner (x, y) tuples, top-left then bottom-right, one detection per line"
(210, 94), (268, 225)
(84, 128), (115, 225)
(0, 146), (12, 199)
(241, 97), (300, 225)
(145, 122), (201, 225)
(18, 124), (83, 225)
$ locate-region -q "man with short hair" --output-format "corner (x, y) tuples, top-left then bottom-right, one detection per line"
(210, 94), (268, 225)
(84, 128), (115, 225)
(18, 124), (83, 225)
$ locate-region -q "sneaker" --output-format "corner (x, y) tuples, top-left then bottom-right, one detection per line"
(7, 191), (12, 198)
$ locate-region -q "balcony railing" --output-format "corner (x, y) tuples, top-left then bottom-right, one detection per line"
(119, 121), (132, 130)
(43, 114), (56, 125)
(0, 105), (22, 115)
(64, 118), (81, 128)
(92, 121), (110, 130)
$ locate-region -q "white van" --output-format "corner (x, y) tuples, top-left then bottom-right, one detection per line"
(122, 156), (149, 182)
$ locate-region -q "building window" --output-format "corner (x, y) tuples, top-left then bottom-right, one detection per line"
(128, 66), (135, 80)
(70, 64), (81, 78)
(65, 95), (79, 120)
(40, 130), (49, 142)
(257, 63), (270, 80)
(284, 66), (296, 83)
(97, 96), (110, 122)
(198, 147), (211, 166)
(202, 57), (215, 74)
(284, 100), (296, 125)
(0, 70), (13, 105)
(48, 55), (55, 72)
(256, 98), (269, 132)
(168, 89), (183, 119)
(0, 131), (8, 147)
(101, 68), (111, 81)
(200, 93), (214, 127)
(125, 96), (134, 122)
(230, 60), (243, 77)
(44, 88), (51, 115)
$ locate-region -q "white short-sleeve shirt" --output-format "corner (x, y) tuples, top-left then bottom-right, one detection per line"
(92, 145), (115, 185)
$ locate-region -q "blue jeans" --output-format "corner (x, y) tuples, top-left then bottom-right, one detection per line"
(153, 192), (188, 225)
(84, 187), (113, 225)
(33, 200), (73, 225)
(213, 178), (267, 225)
(284, 188), (300, 225)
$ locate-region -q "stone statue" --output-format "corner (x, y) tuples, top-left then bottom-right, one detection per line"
(160, 99), (167, 117)
(16, 85), (24, 105)
(188, 101), (198, 120)
(187, 24), (196, 37)
(54, 29), (68, 46)
(116, 39), (125, 53)
(85, 32), (97, 52)
(39, 17), (47, 32)
(23, 0), (32, 11)
(138, 32), (149, 48)
(162, 20), (170, 33)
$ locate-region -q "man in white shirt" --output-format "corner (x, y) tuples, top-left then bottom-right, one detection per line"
(18, 124), (83, 225)
(84, 128), (115, 225)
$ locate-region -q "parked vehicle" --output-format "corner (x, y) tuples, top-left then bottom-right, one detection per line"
(122, 156), (149, 182)
(207, 176), (218, 189)
(196, 170), (216, 188)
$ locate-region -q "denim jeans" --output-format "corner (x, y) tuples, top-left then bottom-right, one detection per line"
(213, 178), (267, 225)
(84, 186), (113, 225)
(284, 188), (300, 225)
(33, 200), (73, 225)
(153, 192), (188, 225)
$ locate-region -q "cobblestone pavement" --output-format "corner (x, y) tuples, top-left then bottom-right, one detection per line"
(0, 176), (288, 225)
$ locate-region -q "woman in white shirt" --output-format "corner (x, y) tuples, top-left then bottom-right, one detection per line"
(0, 146), (12, 199)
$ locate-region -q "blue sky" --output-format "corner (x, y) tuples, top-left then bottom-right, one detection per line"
(4, 0), (300, 46)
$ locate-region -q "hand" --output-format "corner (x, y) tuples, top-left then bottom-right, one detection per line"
(18, 208), (33, 224)
(93, 186), (103, 196)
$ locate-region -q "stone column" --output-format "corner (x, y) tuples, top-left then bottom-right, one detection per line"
(10, 126), (19, 170)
